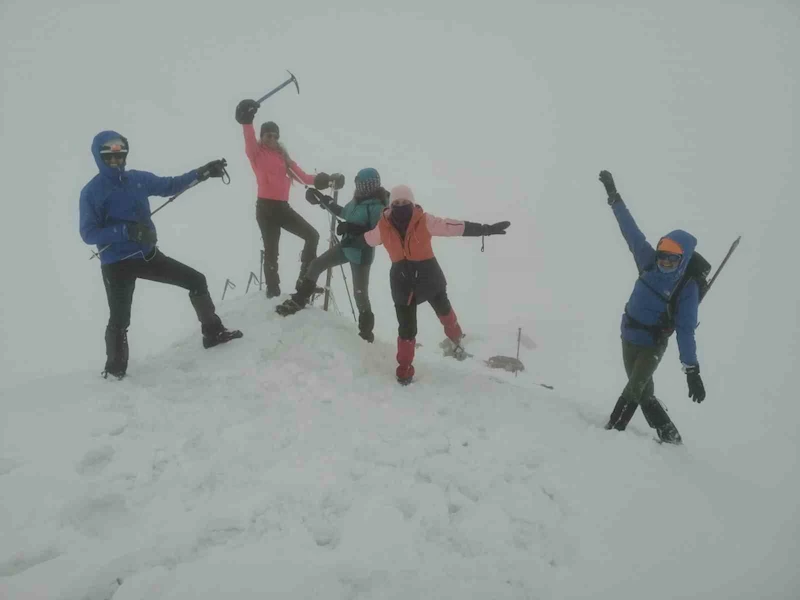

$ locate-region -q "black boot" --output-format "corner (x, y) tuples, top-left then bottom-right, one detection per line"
(358, 310), (375, 343)
(276, 278), (317, 316)
(103, 325), (129, 379)
(264, 262), (280, 298)
(640, 399), (683, 444)
(190, 292), (243, 349)
(604, 396), (638, 430)
(201, 321), (244, 349)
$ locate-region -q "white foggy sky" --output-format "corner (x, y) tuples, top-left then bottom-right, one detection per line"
(1, 0), (798, 446)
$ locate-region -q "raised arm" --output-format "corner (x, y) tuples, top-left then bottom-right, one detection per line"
(242, 123), (259, 162)
(600, 170), (655, 271)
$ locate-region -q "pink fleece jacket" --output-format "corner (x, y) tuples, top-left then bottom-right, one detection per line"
(242, 124), (315, 201)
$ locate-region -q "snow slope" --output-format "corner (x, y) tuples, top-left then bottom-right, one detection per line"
(1, 293), (797, 600)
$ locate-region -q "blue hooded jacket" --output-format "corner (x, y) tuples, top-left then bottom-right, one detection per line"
(79, 130), (199, 264)
(612, 201), (700, 366)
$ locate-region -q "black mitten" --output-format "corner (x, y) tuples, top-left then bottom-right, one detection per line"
(235, 99), (259, 125)
(599, 170), (622, 205)
(197, 159), (227, 182)
(463, 221), (510, 236)
(314, 172), (331, 190)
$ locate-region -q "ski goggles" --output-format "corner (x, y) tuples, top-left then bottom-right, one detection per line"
(99, 137), (128, 155)
(656, 251), (682, 266)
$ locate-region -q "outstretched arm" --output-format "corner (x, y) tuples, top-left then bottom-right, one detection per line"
(288, 160), (315, 186)
(140, 170), (199, 197)
(363, 225), (383, 247)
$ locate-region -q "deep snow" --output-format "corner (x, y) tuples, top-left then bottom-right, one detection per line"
(1, 292), (797, 600)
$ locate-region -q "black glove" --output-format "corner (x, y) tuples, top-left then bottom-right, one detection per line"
(599, 170), (622, 205)
(197, 159), (227, 182)
(330, 173), (345, 190)
(314, 172), (331, 190)
(337, 221), (371, 237)
(126, 223), (157, 246)
(314, 172), (345, 190)
(463, 221), (511, 237)
(684, 365), (706, 403)
(235, 99), (259, 125)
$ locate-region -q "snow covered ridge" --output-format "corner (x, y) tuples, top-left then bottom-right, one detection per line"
(0, 294), (795, 600)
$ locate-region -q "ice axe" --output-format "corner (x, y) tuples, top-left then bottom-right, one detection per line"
(256, 70), (300, 105)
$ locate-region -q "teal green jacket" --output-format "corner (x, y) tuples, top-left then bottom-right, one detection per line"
(336, 192), (388, 265)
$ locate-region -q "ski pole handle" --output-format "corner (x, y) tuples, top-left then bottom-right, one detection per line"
(256, 70), (300, 105)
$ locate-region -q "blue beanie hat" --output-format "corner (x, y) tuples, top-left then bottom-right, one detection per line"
(354, 168), (381, 198)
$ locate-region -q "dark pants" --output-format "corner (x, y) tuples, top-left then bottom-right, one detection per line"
(100, 249), (220, 375)
(256, 199), (320, 290)
(395, 290), (454, 340)
(304, 246), (372, 313)
(620, 338), (667, 406)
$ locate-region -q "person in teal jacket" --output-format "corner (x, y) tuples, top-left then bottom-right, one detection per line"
(275, 168), (388, 342)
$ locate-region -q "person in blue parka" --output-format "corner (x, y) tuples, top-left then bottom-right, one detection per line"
(80, 130), (242, 379)
(599, 170), (706, 444)
(275, 168), (389, 342)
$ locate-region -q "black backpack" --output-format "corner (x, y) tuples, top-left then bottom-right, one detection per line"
(664, 251), (711, 328)
(626, 251), (712, 340)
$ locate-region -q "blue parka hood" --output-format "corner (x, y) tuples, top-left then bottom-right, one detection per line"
(91, 130), (128, 179)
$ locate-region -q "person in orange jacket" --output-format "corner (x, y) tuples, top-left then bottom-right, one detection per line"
(340, 184), (510, 384)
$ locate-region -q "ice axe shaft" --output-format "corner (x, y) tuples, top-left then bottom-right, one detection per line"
(256, 70), (300, 105)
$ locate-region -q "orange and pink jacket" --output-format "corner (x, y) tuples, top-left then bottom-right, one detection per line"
(364, 205), (465, 262)
(242, 124), (315, 200)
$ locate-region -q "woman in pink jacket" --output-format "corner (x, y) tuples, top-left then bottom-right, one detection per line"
(235, 99), (331, 298)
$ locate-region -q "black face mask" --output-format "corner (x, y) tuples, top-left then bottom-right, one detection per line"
(390, 203), (414, 235)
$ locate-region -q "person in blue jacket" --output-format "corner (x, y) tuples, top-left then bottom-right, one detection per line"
(80, 130), (242, 379)
(275, 168), (389, 343)
(599, 170), (706, 444)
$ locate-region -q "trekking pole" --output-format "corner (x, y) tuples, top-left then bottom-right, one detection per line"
(337, 263), (357, 323)
(246, 271), (260, 294)
(515, 327), (522, 378)
(323, 188), (339, 312)
(222, 278), (236, 301)
(256, 71), (300, 105)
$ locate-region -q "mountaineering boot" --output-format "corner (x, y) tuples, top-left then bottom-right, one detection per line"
(264, 261), (281, 298)
(103, 325), (129, 379)
(358, 310), (375, 343)
(438, 310), (468, 360)
(276, 278), (317, 317)
(640, 398), (683, 444)
(604, 396), (639, 430)
(190, 292), (243, 349)
(396, 337), (416, 385)
(201, 322), (244, 349)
